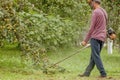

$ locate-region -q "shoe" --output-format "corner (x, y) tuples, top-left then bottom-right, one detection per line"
(78, 74), (89, 77)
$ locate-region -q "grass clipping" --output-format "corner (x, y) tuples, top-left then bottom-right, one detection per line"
(41, 60), (66, 74)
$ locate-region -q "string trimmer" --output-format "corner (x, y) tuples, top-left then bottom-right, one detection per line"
(50, 43), (91, 67)
(42, 43), (91, 74)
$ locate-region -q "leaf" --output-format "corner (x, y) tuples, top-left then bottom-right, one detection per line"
(29, 31), (34, 35)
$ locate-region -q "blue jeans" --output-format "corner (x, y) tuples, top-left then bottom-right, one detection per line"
(83, 38), (106, 76)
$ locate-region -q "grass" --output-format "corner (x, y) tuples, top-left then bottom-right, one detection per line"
(0, 44), (120, 80)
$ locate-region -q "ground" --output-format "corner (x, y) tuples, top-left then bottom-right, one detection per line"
(0, 44), (120, 80)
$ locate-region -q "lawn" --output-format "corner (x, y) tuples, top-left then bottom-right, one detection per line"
(0, 44), (120, 80)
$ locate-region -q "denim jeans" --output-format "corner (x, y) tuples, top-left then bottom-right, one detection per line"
(83, 38), (106, 76)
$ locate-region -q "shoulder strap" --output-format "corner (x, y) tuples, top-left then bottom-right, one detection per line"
(100, 8), (108, 25)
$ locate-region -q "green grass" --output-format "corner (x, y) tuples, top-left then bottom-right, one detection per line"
(0, 44), (120, 80)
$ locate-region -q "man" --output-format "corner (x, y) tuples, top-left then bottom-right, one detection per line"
(79, 0), (107, 78)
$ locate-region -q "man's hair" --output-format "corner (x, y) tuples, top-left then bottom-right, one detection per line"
(92, 0), (101, 4)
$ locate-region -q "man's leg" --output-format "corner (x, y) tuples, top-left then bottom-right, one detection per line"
(83, 55), (95, 76)
(91, 38), (107, 77)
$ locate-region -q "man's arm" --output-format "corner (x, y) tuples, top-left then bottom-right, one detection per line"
(82, 11), (97, 46)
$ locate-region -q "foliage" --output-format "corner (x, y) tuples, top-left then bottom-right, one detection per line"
(28, 0), (90, 20)
(0, 0), (19, 46)
(0, 0), (119, 69)
(0, 0), (91, 68)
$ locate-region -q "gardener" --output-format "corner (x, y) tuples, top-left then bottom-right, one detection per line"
(79, 0), (107, 78)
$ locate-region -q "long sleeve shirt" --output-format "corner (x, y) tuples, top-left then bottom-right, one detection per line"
(84, 8), (108, 43)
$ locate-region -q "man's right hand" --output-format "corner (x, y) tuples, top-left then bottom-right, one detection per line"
(81, 41), (87, 46)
